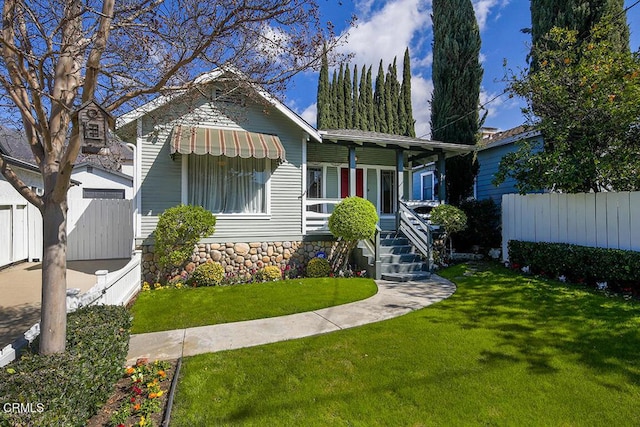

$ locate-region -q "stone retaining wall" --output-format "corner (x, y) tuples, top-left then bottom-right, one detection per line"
(141, 240), (340, 282)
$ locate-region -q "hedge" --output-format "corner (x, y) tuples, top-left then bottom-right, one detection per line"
(0, 305), (131, 427)
(508, 240), (640, 288)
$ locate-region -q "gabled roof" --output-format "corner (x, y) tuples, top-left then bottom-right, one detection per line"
(116, 67), (321, 142)
(478, 125), (541, 151)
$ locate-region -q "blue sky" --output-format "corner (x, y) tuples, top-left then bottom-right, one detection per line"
(285, 0), (640, 138)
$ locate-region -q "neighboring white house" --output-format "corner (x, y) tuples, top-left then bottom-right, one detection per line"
(68, 162), (134, 200)
(0, 128), (135, 267)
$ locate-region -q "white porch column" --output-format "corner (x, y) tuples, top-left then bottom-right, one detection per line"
(396, 150), (404, 204)
(437, 150), (446, 203)
(348, 146), (356, 197)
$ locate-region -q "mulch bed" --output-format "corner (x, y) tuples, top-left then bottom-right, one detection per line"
(86, 359), (179, 427)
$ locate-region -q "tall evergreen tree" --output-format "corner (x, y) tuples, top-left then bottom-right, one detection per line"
(385, 59), (399, 134)
(344, 64), (353, 129)
(430, 0), (483, 205)
(374, 60), (387, 133)
(530, 0), (629, 62)
(336, 64), (346, 128)
(329, 69), (338, 128)
(316, 47), (331, 130)
(352, 65), (360, 129)
(366, 66), (375, 131)
(400, 48), (415, 137)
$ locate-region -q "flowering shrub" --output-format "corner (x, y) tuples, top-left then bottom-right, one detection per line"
(110, 359), (171, 427)
(188, 261), (225, 287)
(306, 257), (331, 278)
(256, 265), (282, 282)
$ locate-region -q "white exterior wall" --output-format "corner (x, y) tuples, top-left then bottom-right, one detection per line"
(68, 166), (133, 199)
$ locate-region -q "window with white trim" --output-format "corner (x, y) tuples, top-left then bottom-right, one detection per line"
(188, 155), (269, 214)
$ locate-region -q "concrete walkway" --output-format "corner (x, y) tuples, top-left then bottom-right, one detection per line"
(0, 259), (131, 349)
(126, 275), (456, 366)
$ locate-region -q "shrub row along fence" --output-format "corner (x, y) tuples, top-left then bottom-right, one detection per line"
(502, 192), (640, 260)
(0, 250), (142, 368)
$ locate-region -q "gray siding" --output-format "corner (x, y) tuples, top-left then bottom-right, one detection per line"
(136, 90), (305, 242)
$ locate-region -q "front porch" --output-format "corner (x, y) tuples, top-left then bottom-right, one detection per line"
(302, 129), (473, 234)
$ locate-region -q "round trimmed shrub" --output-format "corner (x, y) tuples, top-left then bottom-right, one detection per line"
(256, 265), (282, 282)
(306, 257), (331, 278)
(154, 205), (217, 269)
(189, 261), (224, 287)
(328, 197), (379, 240)
(429, 204), (467, 234)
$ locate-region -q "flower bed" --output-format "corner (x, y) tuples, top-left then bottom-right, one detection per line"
(87, 359), (176, 427)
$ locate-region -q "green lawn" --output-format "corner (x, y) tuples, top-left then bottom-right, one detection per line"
(130, 277), (377, 334)
(170, 263), (640, 426)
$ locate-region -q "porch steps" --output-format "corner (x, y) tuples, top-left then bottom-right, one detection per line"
(357, 232), (431, 282)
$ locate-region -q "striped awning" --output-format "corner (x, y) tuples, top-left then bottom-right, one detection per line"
(170, 125), (286, 160)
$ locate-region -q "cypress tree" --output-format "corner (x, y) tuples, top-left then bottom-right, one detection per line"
(530, 0), (629, 63)
(430, 0), (483, 205)
(366, 66), (375, 131)
(336, 64), (346, 128)
(316, 46), (331, 129)
(352, 65), (360, 129)
(374, 60), (387, 133)
(358, 65), (369, 130)
(344, 64), (353, 129)
(385, 58), (400, 134)
(329, 69), (338, 128)
(400, 48), (415, 137)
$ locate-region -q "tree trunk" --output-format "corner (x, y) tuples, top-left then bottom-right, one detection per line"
(39, 197), (68, 355)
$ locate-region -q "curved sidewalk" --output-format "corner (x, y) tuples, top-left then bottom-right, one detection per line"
(126, 275), (456, 366)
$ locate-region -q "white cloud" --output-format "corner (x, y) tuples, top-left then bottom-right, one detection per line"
(472, 0), (510, 31)
(300, 102), (317, 127)
(338, 0), (431, 68)
(410, 74), (433, 138)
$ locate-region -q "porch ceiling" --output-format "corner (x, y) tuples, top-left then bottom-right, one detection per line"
(318, 129), (475, 161)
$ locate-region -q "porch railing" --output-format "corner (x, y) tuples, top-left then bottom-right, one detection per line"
(360, 225), (382, 279)
(397, 200), (433, 268)
(304, 198), (343, 233)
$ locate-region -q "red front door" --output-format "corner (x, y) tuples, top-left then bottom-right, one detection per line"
(340, 168), (364, 198)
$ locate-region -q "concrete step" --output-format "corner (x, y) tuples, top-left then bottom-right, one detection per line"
(380, 237), (409, 246)
(381, 272), (432, 282)
(380, 253), (422, 264)
(378, 245), (413, 255)
(381, 262), (429, 274)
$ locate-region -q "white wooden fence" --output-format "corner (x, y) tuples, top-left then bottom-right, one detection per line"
(502, 192), (640, 260)
(0, 250), (142, 367)
(0, 198), (133, 268)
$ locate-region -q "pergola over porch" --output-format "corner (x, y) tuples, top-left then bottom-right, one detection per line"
(303, 129), (474, 234)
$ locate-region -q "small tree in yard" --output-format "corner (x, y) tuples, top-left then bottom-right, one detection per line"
(328, 197), (379, 271)
(0, 0), (337, 354)
(430, 204), (467, 263)
(154, 205), (217, 275)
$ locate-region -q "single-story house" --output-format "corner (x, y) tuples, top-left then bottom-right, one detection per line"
(475, 125), (543, 207)
(116, 68), (472, 280)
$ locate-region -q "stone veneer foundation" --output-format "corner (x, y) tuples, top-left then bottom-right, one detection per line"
(141, 240), (341, 282)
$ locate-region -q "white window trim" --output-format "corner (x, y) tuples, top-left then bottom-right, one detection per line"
(181, 154), (272, 218)
(420, 171), (436, 201)
(311, 162), (398, 217)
